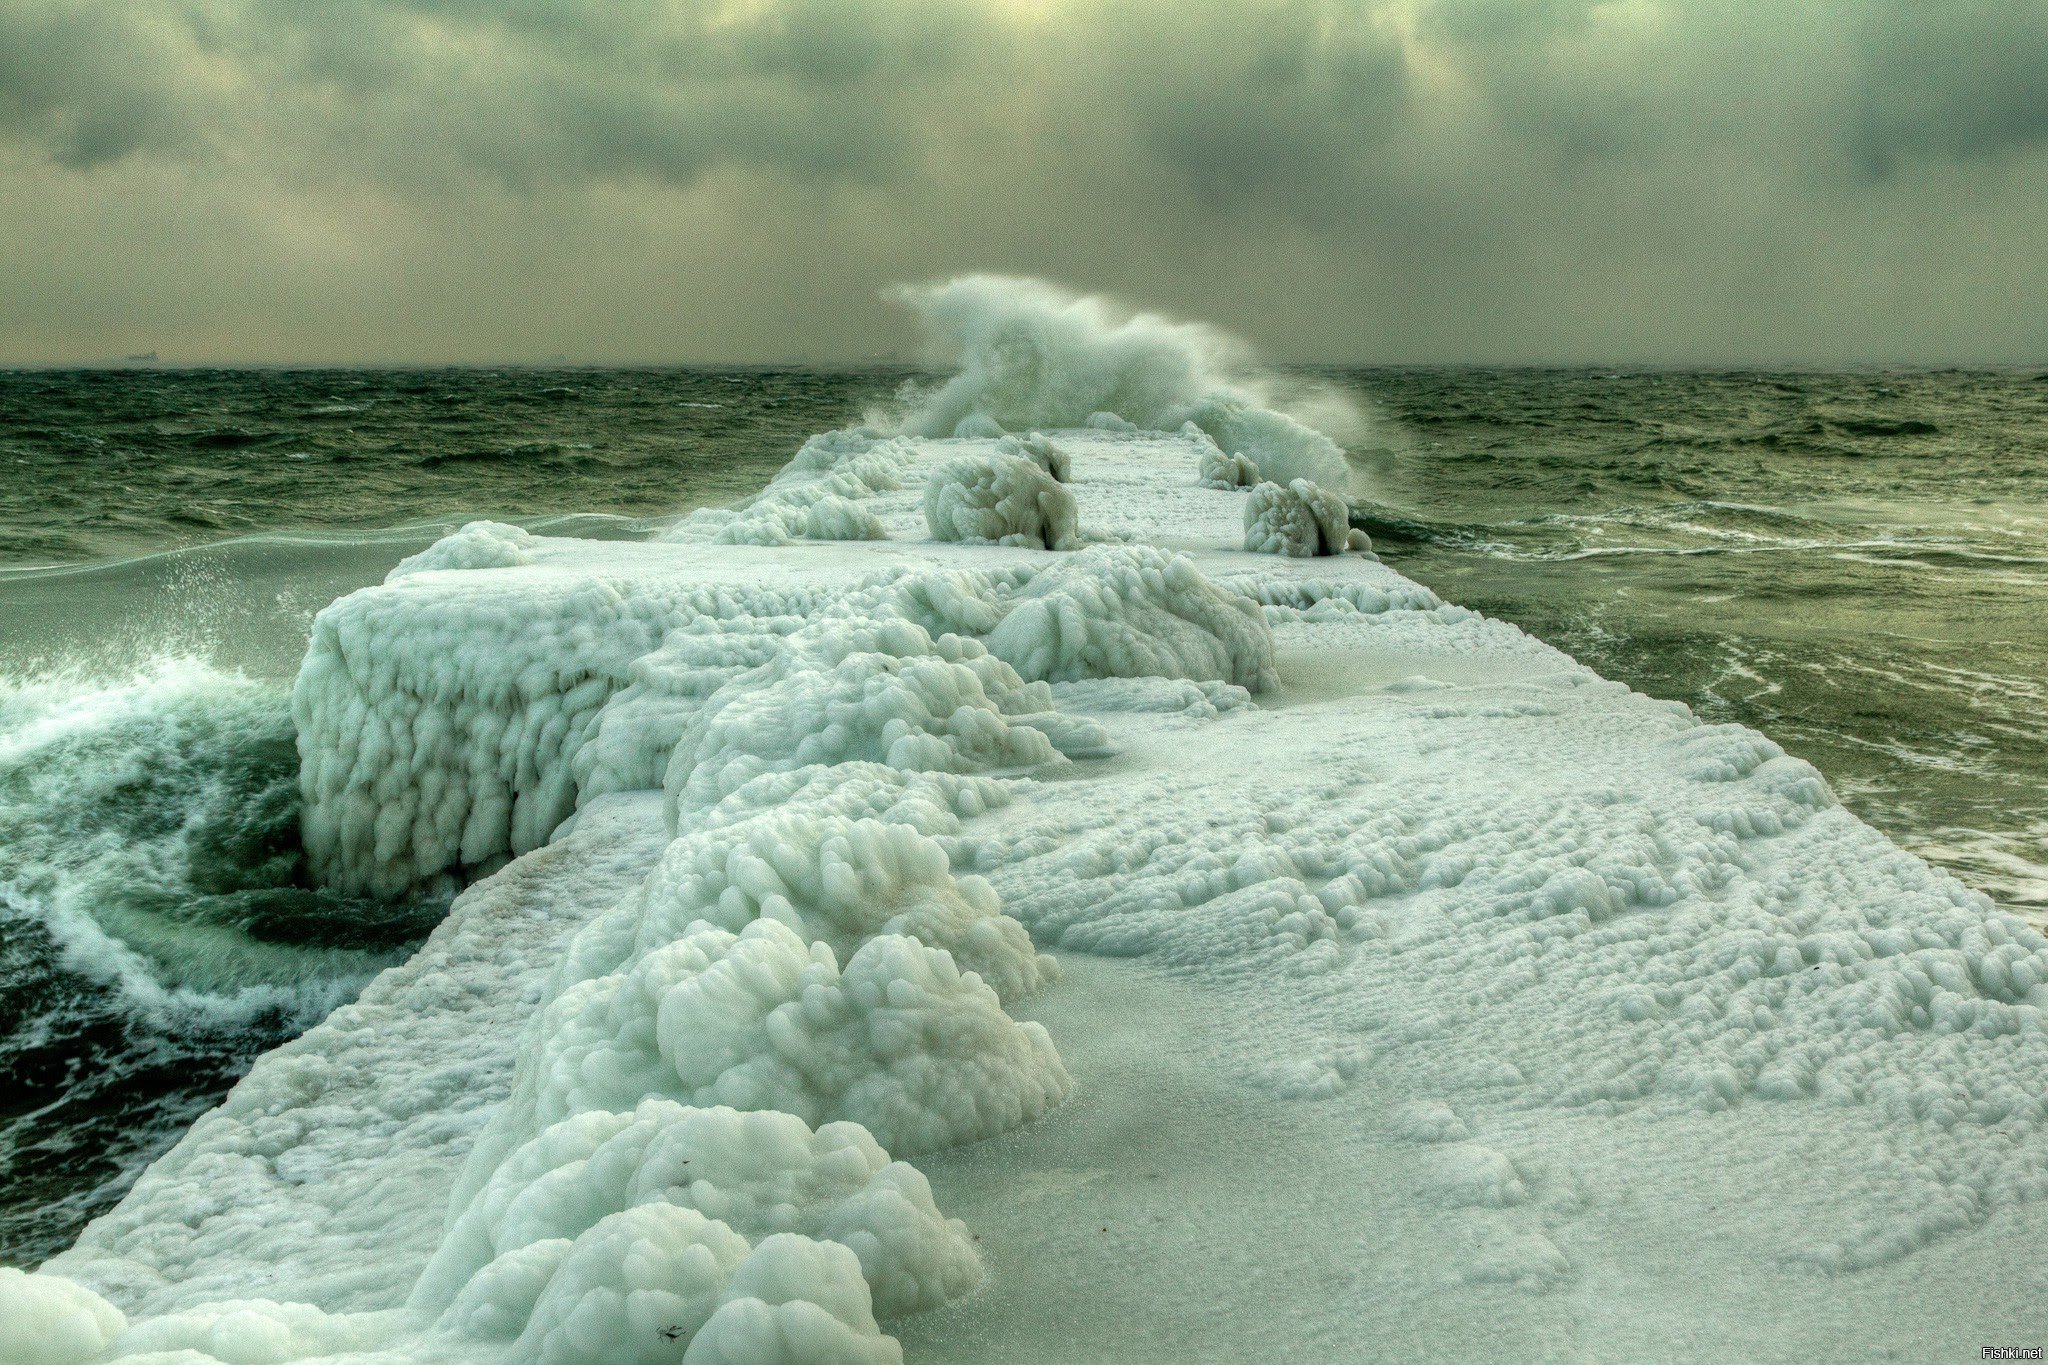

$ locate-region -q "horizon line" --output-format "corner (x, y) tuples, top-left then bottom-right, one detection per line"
(6, 358), (2047, 375)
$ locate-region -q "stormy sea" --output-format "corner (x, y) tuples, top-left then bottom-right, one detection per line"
(2, 362), (2043, 1267)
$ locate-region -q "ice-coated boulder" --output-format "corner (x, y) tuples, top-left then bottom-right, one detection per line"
(922, 452), (1080, 551)
(513, 918), (1070, 1158)
(1243, 478), (1364, 557)
(417, 1100), (981, 1323)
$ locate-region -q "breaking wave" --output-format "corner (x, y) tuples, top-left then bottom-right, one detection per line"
(0, 659), (442, 1262)
(882, 274), (1358, 488)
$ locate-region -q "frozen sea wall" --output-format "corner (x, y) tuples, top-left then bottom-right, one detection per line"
(293, 430), (1286, 902)
(17, 410), (2048, 1359)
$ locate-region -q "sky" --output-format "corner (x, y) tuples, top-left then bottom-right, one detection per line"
(2, 0), (2046, 366)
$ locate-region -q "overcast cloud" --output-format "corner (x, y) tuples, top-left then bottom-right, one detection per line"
(1, 0), (2044, 364)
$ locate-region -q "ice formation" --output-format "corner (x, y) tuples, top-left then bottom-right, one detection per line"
(488, 915), (1067, 1160)
(921, 451), (1080, 551)
(1196, 438), (1260, 490)
(388, 522), (539, 579)
(982, 547), (1276, 690)
(414, 1101), (980, 1322)
(0, 1269), (125, 1365)
(657, 431), (911, 550)
(295, 491), (1269, 900)
(993, 431), (1071, 483)
(1242, 478), (1365, 558)
(33, 282), (2048, 1362)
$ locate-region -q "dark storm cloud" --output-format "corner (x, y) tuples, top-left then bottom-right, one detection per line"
(0, 0), (980, 188)
(0, 6), (197, 168)
(1850, 3), (2048, 175)
(1115, 6), (1413, 223)
(1, 0), (2045, 363)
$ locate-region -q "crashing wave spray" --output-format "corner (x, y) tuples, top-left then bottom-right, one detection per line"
(0, 659), (445, 1262)
(883, 274), (1361, 489)
(0, 659), (440, 1009)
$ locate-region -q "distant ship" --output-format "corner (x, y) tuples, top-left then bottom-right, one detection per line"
(124, 351), (159, 363)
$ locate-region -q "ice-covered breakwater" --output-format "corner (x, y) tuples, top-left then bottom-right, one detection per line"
(12, 284), (2048, 1361)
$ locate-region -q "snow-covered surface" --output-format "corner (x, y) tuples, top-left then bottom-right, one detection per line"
(22, 386), (2048, 1359)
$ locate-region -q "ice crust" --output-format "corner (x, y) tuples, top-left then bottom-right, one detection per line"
(37, 300), (2048, 1360)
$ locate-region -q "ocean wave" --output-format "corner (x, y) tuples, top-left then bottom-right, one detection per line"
(0, 659), (446, 1261)
(1899, 825), (2048, 914)
(0, 660), (442, 1010)
(883, 274), (1357, 488)
(417, 440), (600, 468)
(1830, 416), (1941, 438)
(185, 428), (283, 450)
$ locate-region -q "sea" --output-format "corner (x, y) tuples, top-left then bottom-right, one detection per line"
(2, 364), (2043, 1266)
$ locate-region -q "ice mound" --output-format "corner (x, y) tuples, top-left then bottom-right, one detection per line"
(1195, 431), (1261, 490)
(993, 431), (1071, 483)
(0, 1269), (125, 1365)
(466, 1210), (896, 1364)
(498, 917), (1068, 1160)
(414, 729), (1066, 1357)
(921, 451), (1080, 551)
(572, 613), (812, 804)
(659, 619), (1109, 820)
(1215, 570), (1438, 619)
(415, 1101), (981, 1322)
(292, 575), (664, 896)
(387, 520), (538, 579)
(711, 495), (887, 548)
(682, 1234), (898, 1364)
(984, 546), (1277, 690)
(887, 274), (1355, 487)
(1243, 479), (1362, 558)
(512, 1204), (750, 1361)
(293, 572), (845, 896)
(613, 813), (1055, 1004)
(661, 433), (911, 549)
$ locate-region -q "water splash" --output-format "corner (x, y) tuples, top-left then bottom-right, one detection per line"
(883, 275), (1357, 488)
(0, 659), (443, 1263)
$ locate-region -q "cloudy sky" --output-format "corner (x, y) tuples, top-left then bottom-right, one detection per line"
(2, 0), (2045, 365)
